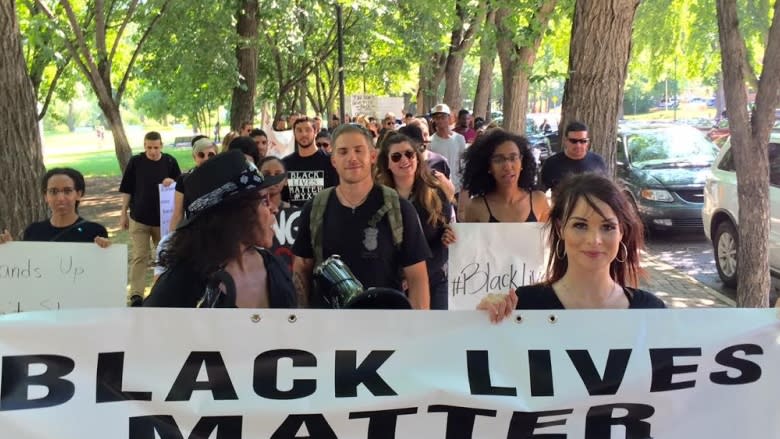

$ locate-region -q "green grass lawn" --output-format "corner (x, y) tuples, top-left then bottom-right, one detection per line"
(45, 147), (197, 178)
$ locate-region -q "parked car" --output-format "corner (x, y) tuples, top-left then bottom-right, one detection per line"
(616, 123), (719, 231)
(702, 133), (780, 289)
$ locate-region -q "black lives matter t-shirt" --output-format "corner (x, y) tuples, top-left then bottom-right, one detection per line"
(282, 149), (338, 207)
(293, 185), (432, 308)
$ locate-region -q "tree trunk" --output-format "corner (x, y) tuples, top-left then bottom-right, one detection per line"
(495, 1), (557, 134)
(442, 1), (485, 114)
(716, 0), (780, 307)
(100, 101), (132, 170)
(230, 0), (258, 131)
(443, 54), (466, 113)
(416, 52), (447, 114)
(0, 1), (47, 236)
(472, 49), (494, 119)
(559, 0), (639, 174)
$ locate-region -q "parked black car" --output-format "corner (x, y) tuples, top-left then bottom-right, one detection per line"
(615, 123), (720, 231)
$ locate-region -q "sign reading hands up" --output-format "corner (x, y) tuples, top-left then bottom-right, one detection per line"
(0, 242), (127, 314)
(448, 223), (547, 310)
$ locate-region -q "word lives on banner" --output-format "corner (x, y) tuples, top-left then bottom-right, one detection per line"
(0, 308), (777, 438)
(448, 223), (546, 310)
(0, 242), (127, 314)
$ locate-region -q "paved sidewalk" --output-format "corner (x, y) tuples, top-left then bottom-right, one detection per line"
(639, 251), (735, 308)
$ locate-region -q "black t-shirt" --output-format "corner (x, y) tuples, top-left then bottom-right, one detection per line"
(175, 169), (193, 212)
(282, 149), (339, 207)
(23, 217), (108, 243)
(293, 185), (432, 308)
(412, 189), (451, 284)
(144, 248), (296, 308)
(515, 284), (666, 309)
(540, 151), (607, 192)
(119, 153), (182, 226)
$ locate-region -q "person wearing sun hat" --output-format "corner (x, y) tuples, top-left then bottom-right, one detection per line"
(144, 149), (297, 308)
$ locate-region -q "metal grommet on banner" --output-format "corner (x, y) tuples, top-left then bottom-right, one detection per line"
(548, 314), (558, 324)
(514, 315), (523, 324)
(250, 314), (261, 323)
(288, 314), (298, 323)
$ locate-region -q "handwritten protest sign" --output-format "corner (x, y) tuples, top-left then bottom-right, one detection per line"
(0, 242), (127, 314)
(0, 308), (777, 438)
(158, 182), (176, 237)
(350, 94), (378, 118)
(448, 223), (546, 310)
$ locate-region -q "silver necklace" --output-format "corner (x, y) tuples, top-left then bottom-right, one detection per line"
(337, 186), (370, 213)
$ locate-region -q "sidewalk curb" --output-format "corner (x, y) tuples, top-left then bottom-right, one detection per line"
(640, 251), (736, 307)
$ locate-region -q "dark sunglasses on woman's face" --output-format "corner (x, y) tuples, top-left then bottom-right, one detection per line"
(197, 151), (217, 159)
(390, 150), (416, 163)
(316, 142), (330, 148)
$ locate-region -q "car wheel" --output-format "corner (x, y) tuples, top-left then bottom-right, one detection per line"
(714, 220), (738, 288)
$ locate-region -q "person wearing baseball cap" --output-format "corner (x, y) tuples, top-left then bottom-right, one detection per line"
(429, 103), (466, 193)
(145, 149), (296, 308)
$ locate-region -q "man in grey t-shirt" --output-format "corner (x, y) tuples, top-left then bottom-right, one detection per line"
(429, 103), (467, 192)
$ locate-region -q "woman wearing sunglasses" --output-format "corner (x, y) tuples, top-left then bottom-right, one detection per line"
(461, 129), (549, 223)
(376, 132), (456, 309)
(169, 136), (219, 230)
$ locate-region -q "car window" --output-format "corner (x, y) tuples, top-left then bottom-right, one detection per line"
(626, 127), (719, 168)
(770, 143), (780, 187)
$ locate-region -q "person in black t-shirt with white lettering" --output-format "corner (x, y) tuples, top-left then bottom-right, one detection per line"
(282, 117), (338, 207)
(540, 121), (607, 198)
(292, 124), (432, 309)
(118, 131), (181, 306)
(0, 168), (109, 247)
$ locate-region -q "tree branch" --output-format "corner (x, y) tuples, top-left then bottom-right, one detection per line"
(751, 0), (780, 139)
(116, 0), (173, 103)
(38, 58), (70, 120)
(109, 0), (139, 64)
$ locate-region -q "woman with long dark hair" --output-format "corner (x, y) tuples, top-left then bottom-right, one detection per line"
(479, 173), (665, 320)
(0, 168), (109, 246)
(461, 129), (549, 223)
(145, 150), (296, 308)
(376, 132), (456, 309)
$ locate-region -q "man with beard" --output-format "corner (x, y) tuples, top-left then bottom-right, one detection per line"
(282, 116), (339, 207)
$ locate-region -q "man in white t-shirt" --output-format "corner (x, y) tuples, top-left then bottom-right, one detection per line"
(428, 103), (466, 192)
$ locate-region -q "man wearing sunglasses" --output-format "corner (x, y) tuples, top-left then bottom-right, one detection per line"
(540, 121), (607, 197)
(169, 136), (218, 230)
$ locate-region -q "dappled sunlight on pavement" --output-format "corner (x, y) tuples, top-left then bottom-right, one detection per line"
(640, 251), (735, 308)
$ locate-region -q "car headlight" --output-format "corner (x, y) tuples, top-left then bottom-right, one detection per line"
(640, 189), (674, 202)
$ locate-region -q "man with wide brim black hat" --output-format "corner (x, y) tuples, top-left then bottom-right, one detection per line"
(144, 150), (297, 308)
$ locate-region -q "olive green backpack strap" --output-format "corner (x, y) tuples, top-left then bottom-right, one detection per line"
(309, 187), (335, 266)
(367, 185), (404, 248)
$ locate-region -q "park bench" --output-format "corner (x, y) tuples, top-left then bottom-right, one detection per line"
(172, 136), (194, 148)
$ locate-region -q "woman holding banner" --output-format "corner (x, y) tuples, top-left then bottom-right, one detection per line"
(461, 129), (549, 223)
(145, 150), (296, 308)
(376, 132), (456, 309)
(479, 173), (665, 320)
(0, 168), (109, 247)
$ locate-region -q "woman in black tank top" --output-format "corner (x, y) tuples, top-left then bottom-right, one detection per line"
(461, 129), (549, 223)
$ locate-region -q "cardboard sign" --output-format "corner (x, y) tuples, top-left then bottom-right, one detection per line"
(0, 242), (127, 314)
(448, 223), (547, 310)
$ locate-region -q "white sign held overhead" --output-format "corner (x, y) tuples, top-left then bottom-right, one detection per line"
(0, 242), (127, 314)
(448, 223), (547, 310)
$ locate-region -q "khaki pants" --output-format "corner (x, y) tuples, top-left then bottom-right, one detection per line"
(128, 218), (161, 298)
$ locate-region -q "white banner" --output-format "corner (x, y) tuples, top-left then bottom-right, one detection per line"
(448, 223), (547, 310)
(0, 242), (127, 314)
(158, 182), (176, 237)
(0, 308), (777, 438)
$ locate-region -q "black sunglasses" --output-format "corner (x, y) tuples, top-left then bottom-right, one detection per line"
(567, 138), (589, 144)
(316, 142), (330, 148)
(390, 150), (416, 162)
(197, 151), (217, 159)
